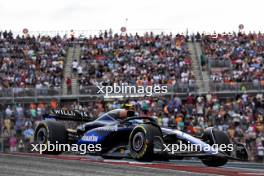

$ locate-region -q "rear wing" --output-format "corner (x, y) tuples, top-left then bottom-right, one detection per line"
(44, 109), (93, 122)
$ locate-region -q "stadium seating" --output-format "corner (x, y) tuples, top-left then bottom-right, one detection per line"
(78, 32), (196, 93)
(0, 30), (263, 161)
(0, 94), (263, 160)
(201, 32), (264, 92)
(0, 31), (68, 96)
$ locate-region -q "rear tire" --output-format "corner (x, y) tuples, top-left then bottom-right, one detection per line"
(34, 120), (68, 154)
(201, 157), (228, 167)
(201, 127), (230, 167)
(129, 124), (163, 161)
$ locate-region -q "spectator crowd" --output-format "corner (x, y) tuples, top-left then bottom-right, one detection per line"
(201, 32), (264, 90)
(0, 30), (68, 92)
(0, 30), (263, 162)
(0, 93), (263, 162)
(77, 31), (196, 93)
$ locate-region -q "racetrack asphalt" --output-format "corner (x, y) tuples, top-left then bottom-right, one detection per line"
(0, 153), (263, 176)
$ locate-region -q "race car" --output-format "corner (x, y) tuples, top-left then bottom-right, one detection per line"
(34, 109), (248, 167)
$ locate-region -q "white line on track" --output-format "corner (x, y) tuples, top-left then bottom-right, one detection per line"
(103, 159), (155, 164)
(239, 173), (264, 176)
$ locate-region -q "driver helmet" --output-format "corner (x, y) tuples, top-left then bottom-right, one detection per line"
(121, 103), (134, 110)
(119, 109), (135, 119)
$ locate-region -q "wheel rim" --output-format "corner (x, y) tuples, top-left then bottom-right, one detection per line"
(132, 132), (145, 151)
(37, 128), (47, 144)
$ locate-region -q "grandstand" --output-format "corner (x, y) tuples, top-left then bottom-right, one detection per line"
(0, 30), (263, 162)
(201, 32), (264, 92)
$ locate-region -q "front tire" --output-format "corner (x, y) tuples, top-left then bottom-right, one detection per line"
(128, 124), (163, 161)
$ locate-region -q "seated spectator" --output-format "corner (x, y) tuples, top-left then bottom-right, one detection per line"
(0, 93), (263, 160)
(201, 32), (264, 91)
(78, 32), (196, 93)
(22, 121), (34, 151)
(0, 32), (67, 89)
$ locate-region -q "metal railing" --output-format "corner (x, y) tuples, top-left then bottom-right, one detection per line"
(208, 59), (231, 68)
(0, 88), (62, 98)
(79, 84), (198, 96)
(0, 82), (263, 99)
(209, 81), (264, 92)
(0, 138), (3, 152)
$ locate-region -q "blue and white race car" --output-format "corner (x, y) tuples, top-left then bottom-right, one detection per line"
(34, 109), (248, 167)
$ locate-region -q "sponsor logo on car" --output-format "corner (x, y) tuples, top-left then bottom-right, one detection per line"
(82, 135), (99, 142)
(53, 109), (89, 117)
(97, 125), (118, 132)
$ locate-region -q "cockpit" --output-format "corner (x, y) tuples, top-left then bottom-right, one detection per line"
(96, 109), (136, 122)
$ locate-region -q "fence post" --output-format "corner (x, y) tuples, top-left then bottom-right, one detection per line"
(0, 138), (3, 152)
(12, 88), (15, 104)
(0, 113), (3, 152)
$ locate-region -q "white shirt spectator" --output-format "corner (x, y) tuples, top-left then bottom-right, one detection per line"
(77, 66), (83, 75)
(242, 93), (248, 103)
(72, 60), (78, 69)
(5, 106), (13, 117)
(36, 83), (43, 89)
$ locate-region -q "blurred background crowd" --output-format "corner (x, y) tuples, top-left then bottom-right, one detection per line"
(0, 93), (263, 161)
(0, 30), (263, 162)
(201, 32), (264, 91)
(78, 32), (196, 93)
(0, 30), (68, 90)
